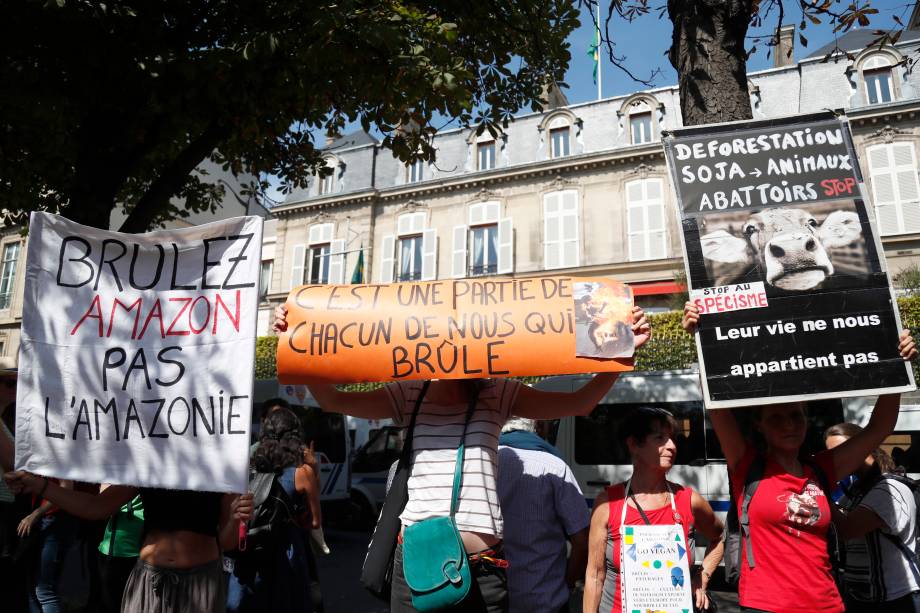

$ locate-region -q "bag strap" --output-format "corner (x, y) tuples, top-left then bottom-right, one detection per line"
(450, 385), (480, 518)
(740, 453), (766, 570)
(402, 381), (431, 466)
(628, 494), (653, 526)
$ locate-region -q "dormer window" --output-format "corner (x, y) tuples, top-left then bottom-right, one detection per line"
(408, 158), (425, 183)
(630, 112), (653, 145)
(317, 158), (337, 196)
(478, 140), (496, 171)
(864, 57), (894, 104)
(548, 116), (572, 158)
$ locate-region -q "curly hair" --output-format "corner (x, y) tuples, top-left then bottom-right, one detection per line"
(252, 408), (305, 473)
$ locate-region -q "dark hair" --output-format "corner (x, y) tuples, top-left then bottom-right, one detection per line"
(252, 408), (304, 473)
(260, 397), (291, 422)
(617, 407), (679, 449)
(824, 422), (898, 475)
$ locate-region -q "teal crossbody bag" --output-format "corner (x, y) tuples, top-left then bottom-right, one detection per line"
(401, 387), (479, 612)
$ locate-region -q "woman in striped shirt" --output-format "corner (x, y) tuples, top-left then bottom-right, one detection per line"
(274, 305), (651, 612)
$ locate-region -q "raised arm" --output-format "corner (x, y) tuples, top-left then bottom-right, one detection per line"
(829, 330), (916, 481)
(683, 301), (748, 470)
(583, 491), (610, 613)
(514, 306), (651, 420)
(4, 471), (134, 521)
(274, 304), (393, 419)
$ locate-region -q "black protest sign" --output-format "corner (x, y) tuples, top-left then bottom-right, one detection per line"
(665, 112), (915, 408)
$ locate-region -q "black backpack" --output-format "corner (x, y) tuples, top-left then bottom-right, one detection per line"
(240, 471), (296, 558)
(724, 454), (838, 584)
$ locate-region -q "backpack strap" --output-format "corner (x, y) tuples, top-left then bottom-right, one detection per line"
(449, 385), (480, 518)
(740, 453), (766, 570)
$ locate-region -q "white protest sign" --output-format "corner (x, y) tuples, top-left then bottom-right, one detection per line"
(620, 524), (693, 613)
(689, 282), (769, 315)
(14, 212), (263, 493)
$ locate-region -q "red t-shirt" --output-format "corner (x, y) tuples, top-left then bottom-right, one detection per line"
(731, 448), (842, 612)
(606, 482), (695, 613)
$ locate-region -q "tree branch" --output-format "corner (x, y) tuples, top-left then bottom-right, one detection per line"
(118, 122), (228, 233)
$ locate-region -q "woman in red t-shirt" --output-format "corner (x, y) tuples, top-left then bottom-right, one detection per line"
(684, 302), (917, 613)
(584, 407), (724, 613)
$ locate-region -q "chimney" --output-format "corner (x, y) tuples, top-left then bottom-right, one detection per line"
(540, 80), (569, 110)
(774, 24), (795, 68)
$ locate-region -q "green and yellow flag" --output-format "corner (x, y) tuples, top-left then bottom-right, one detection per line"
(351, 248), (364, 284)
(587, 28), (600, 85)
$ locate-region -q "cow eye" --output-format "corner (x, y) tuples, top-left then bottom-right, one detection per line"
(807, 218), (818, 228)
(743, 224), (757, 236)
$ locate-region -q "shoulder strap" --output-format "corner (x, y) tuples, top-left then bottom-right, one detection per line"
(450, 385), (480, 518)
(401, 381), (431, 465)
(628, 493), (652, 526)
(740, 452), (766, 570)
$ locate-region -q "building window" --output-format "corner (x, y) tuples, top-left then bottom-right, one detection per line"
(550, 127), (570, 158)
(0, 243), (18, 310)
(543, 190), (579, 269)
(478, 140), (496, 171)
(317, 158), (336, 195)
(865, 69), (893, 105)
(630, 112), (653, 144)
(469, 225), (499, 276)
(308, 244), (331, 284)
(259, 260), (273, 300)
(398, 236), (423, 281)
(408, 159), (425, 183)
(867, 142), (920, 235)
(626, 178), (668, 261)
(381, 211), (437, 282)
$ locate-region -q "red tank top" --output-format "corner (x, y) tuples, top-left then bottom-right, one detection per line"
(731, 448), (843, 612)
(605, 482), (695, 613)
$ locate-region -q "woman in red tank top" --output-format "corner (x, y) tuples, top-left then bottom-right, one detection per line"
(584, 407), (724, 613)
(683, 302), (918, 613)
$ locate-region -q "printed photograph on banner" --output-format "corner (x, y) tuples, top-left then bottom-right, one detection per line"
(691, 200), (870, 293)
(665, 112), (914, 407)
(573, 281), (634, 359)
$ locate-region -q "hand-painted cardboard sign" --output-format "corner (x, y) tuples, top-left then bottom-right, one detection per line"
(15, 212), (263, 493)
(665, 112), (915, 408)
(276, 277), (634, 383)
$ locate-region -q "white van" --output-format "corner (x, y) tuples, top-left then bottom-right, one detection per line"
(536, 369), (920, 558)
(252, 379), (352, 509)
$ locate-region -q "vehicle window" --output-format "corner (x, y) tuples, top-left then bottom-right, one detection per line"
(883, 431), (920, 473)
(575, 402), (713, 466)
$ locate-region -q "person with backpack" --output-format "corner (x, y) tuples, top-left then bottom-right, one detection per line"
(583, 407), (724, 613)
(227, 407), (321, 613)
(825, 422), (920, 612)
(273, 304), (651, 613)
(683, 301), (917, 613)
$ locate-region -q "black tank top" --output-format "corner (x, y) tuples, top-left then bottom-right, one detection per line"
(139, 488), (222, 537)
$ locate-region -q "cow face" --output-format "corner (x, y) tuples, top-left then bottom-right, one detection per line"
(700, 208), (862, 291)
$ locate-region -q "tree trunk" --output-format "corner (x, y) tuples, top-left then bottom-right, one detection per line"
(668, 0), (755, 126)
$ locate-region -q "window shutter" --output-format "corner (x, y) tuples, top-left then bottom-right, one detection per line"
(868, 145), (899, 235)
(328, 239), (346, 284)
(289, 244), (306, 289)
(451, 225), (468, 278)
(543, 193), (561, 269)
(893, 143), (920, 233)
(560, 190), (579, 268)
(421, 229), (438, 281)
(469, 203), (484, 226)
(627, 179), (667, 261)
(309, 223), (333, 245)
(379, 235), (395, 283)
(497, 217), (513, 274)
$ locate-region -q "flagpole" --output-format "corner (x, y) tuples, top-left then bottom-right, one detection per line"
(596, 3), (602, 100)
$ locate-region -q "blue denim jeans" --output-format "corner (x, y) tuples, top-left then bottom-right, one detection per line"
(29, 515), (72, 613)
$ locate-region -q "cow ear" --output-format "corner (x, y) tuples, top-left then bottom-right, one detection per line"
(819, 211), (862, 248)
(699, 230), (752, 264)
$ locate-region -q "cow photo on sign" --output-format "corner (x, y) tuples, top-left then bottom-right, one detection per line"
(666, 112), (914, 408)
(692, 200), (869, 294)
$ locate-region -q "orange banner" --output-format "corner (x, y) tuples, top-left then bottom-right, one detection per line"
(276, 277), (635, 384)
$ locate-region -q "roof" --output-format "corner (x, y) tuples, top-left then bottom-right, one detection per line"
(325, 130), (377, 151)
(807, 27), (920, 59)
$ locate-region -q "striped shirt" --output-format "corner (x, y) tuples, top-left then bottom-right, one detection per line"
(385, 379), (520, 537)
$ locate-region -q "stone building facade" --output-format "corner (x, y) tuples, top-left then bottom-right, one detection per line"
(266, 27), (920, 325)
